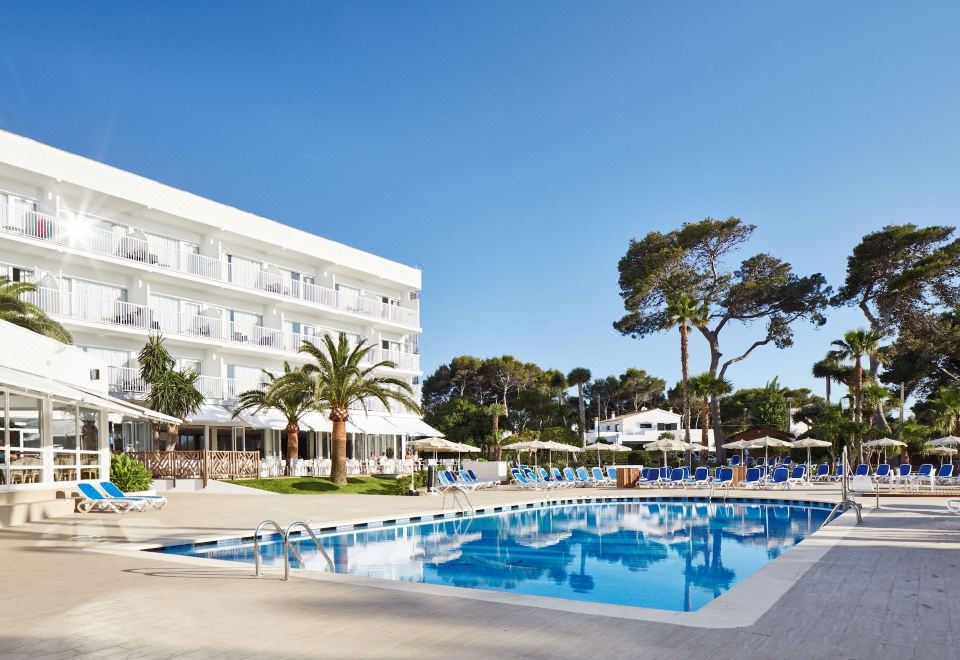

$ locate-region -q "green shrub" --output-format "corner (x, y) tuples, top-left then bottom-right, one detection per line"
(110, 453), (154, 492)
(387, 470), (428, 494)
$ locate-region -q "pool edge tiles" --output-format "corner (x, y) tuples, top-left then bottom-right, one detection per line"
(137, 497), (856, 627)
(145, 495), (839, 555)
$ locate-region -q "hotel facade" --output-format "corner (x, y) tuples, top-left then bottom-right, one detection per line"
(0, 130), (433, 465)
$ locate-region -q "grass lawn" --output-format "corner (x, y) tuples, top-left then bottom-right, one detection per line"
(223, 475), (407, 495)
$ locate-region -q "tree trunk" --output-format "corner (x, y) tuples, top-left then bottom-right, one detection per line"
(493, 413), (502, 461)
(286, 423), (300, 466)
(701, 327), (726, 463)
(700, 399), (710, 466)
(577, 383), (586, 447)
(711, 396), (725, 463)
(330, 412), (348, 485)
(162, 424), (179, 451)
(825, 376), (831, 404)
(679, 324), (691, 467)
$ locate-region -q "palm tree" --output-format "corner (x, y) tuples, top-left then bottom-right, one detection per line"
(298, 333), (421, 485)
(233, 363), (315, 463)
(665, 294), (706, 445)
(930, 386), (960, 436)
(0, 276), (71, 343)
(689, 372), (732, 463)
(138, 334), (204, 450)
(811, 355), (843, 404)
(830, 329), (885, 426)
(860, 382), (894, 432)
(487, 402), (507, 460)
(567, 367), (591, 447)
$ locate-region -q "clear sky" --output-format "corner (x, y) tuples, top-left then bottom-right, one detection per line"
(2, 1), (959, 397)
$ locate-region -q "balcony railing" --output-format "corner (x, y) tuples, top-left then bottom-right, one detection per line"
(30, 286), (420, 372)
(108, 366), (148, 395)
(109, 364), (413, 414)
(108, 366), (266, 402)
(0, 202), (420, 328)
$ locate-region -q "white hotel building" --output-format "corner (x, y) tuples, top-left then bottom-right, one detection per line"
(0, 130), (433, 462)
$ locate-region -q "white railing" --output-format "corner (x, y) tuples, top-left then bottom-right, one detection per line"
(0, 201), (421, 328)
(197, 375), (266, 401)
(29, 286), (419, 371)
(108, 366), (149, 395)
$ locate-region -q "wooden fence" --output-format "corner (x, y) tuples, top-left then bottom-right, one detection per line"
(128, 451), (260, 487)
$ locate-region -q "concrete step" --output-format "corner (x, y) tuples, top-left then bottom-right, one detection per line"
(0, 488), (78, 529)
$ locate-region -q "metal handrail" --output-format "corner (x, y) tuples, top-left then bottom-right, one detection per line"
(820, 446), (862, 528)
(441, 485), (475, 515)
(253, 519), (297, 577)
(283, 521), (334, 580)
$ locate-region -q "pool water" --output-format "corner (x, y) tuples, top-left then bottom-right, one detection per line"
(153, 499), (832, 612)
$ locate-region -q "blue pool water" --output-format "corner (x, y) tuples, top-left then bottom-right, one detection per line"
(152, 499), (832, 612)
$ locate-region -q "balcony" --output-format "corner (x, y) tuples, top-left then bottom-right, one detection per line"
(0, 202), (420, 328)
(108, 366), (406, 413)
(108, 366), (266, 402)
(30, 286), (420, 372)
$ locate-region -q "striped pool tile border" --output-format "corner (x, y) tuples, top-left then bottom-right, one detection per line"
(145, 494), (836, 555)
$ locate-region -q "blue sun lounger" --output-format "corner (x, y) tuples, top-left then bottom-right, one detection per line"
(99, 481), (167, 509)
(77, 482), (149, 513)
(713, 467), (734, 488)
(738, 467), (761, 489)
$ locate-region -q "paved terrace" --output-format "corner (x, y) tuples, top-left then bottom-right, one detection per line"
(0, 484), (958, 659)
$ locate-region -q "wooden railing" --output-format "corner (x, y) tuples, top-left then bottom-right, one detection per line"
(128, 451), (260, 487)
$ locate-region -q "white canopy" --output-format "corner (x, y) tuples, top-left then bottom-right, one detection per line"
(234, 408), (293, 431)
(184, 404), (248, 426)
(0, 365), (179, 423)
(351, 413), (403, 436)
(791, 438), (832, 449)
(299, 411), (365, 435)
(928, 436), (960, 447)
(388, 415), (444, 438)
(864, 437), (906, 448)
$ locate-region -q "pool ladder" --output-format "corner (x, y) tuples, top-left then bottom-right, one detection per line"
(253, 519), (335, 580)
(442, 486), (476, 516)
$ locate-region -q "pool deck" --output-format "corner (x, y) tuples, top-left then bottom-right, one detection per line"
(1, 484), (958, 659)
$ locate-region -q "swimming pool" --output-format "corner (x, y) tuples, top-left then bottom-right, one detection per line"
(152, 498), (833, 612)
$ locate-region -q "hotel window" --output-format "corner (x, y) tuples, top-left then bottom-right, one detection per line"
(149, 295), (181, 334)
(404, 334), (419, 355)
(4, 393), (44, 486)
(175, 358), (201, 374)
(65, 278), (127, 324)
(228, 310), (262, 341)
(0, 192), (38, 234)
(0, 264), (34, 283)
(227, 364), (264, 398)
(381, 339), (402, 354)
(335, 283), (361, 310)
(226, 254), (262, 289)
(144, 233), (199, 271)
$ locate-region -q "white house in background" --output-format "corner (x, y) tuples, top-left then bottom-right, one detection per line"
(0, 129), (436, 462)
(584, 408), (716, 448)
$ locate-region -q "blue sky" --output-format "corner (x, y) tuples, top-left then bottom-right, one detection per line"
(2, 2), (959, 396)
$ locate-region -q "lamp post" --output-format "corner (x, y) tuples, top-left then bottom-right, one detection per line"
(742, 406), (748, 431)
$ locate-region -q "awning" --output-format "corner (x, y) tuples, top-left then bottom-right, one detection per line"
(234, 408), (296, 431)
(388, 415), (443, 438)
(0, 365), (179, 423)
(184, 404), (248, 426)
(300, 411), (364, 435)
(351, 412), (403, 435)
